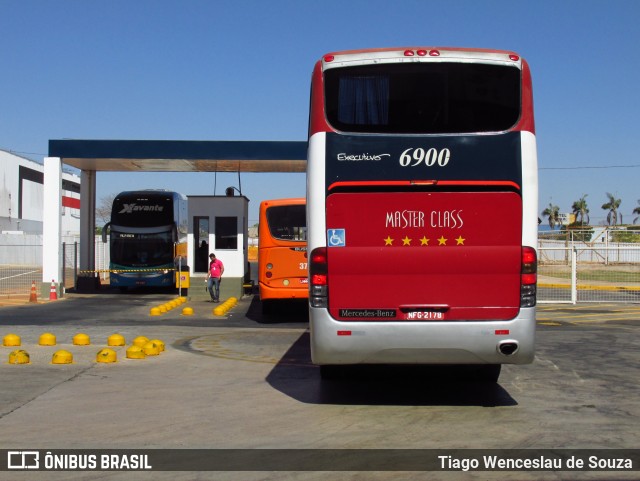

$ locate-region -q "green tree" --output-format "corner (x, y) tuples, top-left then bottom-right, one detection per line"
(601, 193), (622, 226)
(542, 203), (560, 229)
(564, 223), (594, 242)
(633, 200), (640, 225)
(610, 226), (640, 243)
(571, 194), (590, 226)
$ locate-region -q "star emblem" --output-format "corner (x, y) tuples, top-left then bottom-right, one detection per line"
(420, 236), (430, 246)
(384, 236), (394, 246)
(402, 236), (412, 246)
(438, 236), (447, 246)
(455, 236), (465, 245)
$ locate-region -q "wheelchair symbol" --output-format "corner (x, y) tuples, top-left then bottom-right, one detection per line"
(327, 229), (346, 247)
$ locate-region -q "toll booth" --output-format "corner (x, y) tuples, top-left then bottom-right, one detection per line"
(187, 194), (249, 300)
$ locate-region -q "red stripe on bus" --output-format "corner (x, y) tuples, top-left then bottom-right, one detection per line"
(327, 180), (521, 191)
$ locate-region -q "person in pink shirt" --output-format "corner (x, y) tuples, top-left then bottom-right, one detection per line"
(206, 253), (224, 302)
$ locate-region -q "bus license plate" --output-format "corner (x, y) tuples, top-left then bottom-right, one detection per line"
(404, 311), (445, 321)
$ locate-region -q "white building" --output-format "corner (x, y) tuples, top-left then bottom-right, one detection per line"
(0, 149), (81, 235)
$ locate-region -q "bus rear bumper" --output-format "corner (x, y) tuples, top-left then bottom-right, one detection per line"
(259, 282), (309, 300)
(309, 307), (536, 366)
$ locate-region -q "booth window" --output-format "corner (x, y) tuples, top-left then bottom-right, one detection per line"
(215, 217), (238, 250)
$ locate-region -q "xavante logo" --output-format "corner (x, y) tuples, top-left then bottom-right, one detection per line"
(118, 204), (165, 214)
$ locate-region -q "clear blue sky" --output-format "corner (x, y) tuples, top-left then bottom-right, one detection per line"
(2, 0), (639, 225)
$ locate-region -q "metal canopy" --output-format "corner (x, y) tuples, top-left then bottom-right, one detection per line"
(49, 139), (308, 172)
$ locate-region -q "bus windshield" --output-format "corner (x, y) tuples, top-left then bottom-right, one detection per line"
(266, 204), (307, 242)
(110, 231), (174, 267)
(111, 197), (174, 227)
(324, 62), (521, 134)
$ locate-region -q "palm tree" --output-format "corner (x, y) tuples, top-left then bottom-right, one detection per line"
(571, 194), (590, 225)
(633, 200), (640, 225)
(542, 203), (560, 229)
(602, 192), (622, 226)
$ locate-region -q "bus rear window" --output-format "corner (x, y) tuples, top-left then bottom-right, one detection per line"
(266, 205), (307, 241)
(324, 63), (520, 134)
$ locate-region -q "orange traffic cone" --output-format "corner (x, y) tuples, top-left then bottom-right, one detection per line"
(29, 280), (38, 303)
(49, 280), (58, 301)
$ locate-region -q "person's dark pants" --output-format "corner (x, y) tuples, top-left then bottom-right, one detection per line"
(207, 277), (221, 301)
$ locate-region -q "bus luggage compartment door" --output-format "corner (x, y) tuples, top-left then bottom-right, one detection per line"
(325, 191), (523, 321)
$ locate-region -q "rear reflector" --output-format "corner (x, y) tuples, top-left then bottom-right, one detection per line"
(311, 274), (327, 286)
(521, 247), (537, 307)
(310, 247), (329, 308)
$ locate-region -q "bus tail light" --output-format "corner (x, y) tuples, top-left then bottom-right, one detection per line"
(310, 247), (328, 308)
(520, 246), (537, 307)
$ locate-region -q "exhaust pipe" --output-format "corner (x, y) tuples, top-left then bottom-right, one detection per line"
(498, 341), (519, 356)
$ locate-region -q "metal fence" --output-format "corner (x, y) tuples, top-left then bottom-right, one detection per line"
(61, 241), (78, 291)
(0, 244), (43, 298)
(538, 227), (640, 303)
(538, 244), (640, 304)
(0, 234), (81, 300)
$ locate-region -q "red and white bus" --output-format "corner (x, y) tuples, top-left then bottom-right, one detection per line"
(307, 47), (537, 380)
(258, 198), (308, 313)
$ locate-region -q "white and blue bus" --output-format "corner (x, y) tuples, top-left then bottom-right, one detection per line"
(103, 190), (188, 291)
(307, 47), (538, 381)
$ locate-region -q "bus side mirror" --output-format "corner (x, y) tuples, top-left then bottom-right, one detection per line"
(102, 222), (111, 243)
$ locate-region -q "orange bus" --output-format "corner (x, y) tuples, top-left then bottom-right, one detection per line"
(258, 198), (308, 313)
